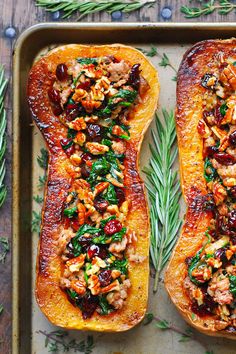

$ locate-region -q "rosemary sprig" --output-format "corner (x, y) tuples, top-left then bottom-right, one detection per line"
(36, 0), (156, 19)
(143, 110), (182, 293)
(0, 237), (10, 263)
(0, 66), (8, 208)
(181, 0), (236, 18)
(38, 330), (94, 353)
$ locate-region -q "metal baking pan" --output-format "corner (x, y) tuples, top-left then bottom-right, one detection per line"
(13, 23), (236, 354)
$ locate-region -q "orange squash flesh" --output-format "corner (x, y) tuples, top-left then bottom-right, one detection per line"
(165, 39), (236, 339)
(28, 44), (159, 331)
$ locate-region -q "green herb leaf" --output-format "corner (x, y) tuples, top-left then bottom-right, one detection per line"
(0, 304), (3, 316)
(229, 275), (236, 297)
(98, 295), (114, 315)
(159, 53), (170, 68)
(36, 0), (156, 20)
(37, 148), (49, 169)
(143, 312), (154, 325)
(100, 215), (116, 228)
(0, 237), (9, 263)
(155, 319), (170, 330)
(77, 58), (98, 65)
(136, 46), (158, 57)
(220, 102), (228, 116)
(110, 258), (128, 275)
(112, 227), (126, 242)
(31, 211), (41, 233)
(33, 195), (44, 204)
(103, 184), (118, 205)
(143, 110), (182, 293)
(181, 0), (236, 19)
(204, 157), (218, 182)
(64, 206), (78, 218)
(38, 175), (47, 189)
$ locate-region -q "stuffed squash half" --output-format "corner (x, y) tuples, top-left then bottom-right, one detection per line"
(165, 39), (236, 338)
(28, 44), (159, 331)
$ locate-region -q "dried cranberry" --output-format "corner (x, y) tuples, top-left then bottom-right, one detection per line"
(81, 293), (98, 319)
(214, 105), (224, 126)
(128, 64), (141, 89)
(48, 88), (60, 104)
(226, 326), (236, 333)
(56, 63), (69, 81)
(81, 152), (93, 163)
(205, 145), (219, 157)
(229, 130), (236, 146)
(66, 242), (75, 259)
(214, 248), (227, 265)
(71, 219), (80, 232)
(115, 187), (125, 206)
(231, 236), (236, 245)
(77, 80), (91, 90)
(65, 104), (83, 121)
(185, 256), (193, 266)
(230, 186), (236, 199)
(98, 269), (112, 287)
(52, 103), (63, 116)
(87, 244), (107, 259)
(104, 219), (122, 235)
(81, 164), (91, 179)
(191, 292), (216, 318)
(86, 124), (104, 142)
(65, 145), (75, 157)
(94, 198), (109, 213)
(213, 152), (235, 165)
(228, 210), (236, 229)
(79, 235), (93, 247)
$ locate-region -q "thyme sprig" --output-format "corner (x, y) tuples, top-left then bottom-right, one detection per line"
(0, 66), (8, 208)
(36, 0), (155, 19)
(0, 237), (9, 263)
(38, 330), (94, 353)
(32, 148), (48, 234)
(137, 47), (177, 81)
(144, 110), (182, 293)
(181, 0), (236, 18)
(144, 313), (214, 353)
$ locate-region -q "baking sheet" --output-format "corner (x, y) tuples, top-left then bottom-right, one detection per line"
(13, 23), (236, 354)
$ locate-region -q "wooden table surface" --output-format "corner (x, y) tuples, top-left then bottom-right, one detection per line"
(0, 1), (235, 352)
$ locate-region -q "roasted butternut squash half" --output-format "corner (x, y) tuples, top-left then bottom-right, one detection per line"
(165, 39), (236, 339)
(28, 44), (159, 331)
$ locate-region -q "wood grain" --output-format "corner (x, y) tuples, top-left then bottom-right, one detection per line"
(0, 0), (235, 352)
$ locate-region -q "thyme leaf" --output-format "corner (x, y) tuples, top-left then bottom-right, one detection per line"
(31, 211), (41, 233)
(37, 148), (49, 169)
(181, 0), (236, 18)
(0, 66), (8, 208)
(38, 330), (95, 353)
(35, 0), (156, 19)
(0, 237), (9, 263)
(143, 110), (182, 293)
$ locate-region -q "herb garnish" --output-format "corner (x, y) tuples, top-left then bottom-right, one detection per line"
(38, 330), (94, 353)
(35, 0), (156, 19)
(0, 237), (9, 263)
(144, 313), (214, 352)
(181, 0), (236, 18)
(137, 46), (177, 81)
(0, 66), (8, 208)
(32, 148), (49, 234)
(144, 110), (182, 293)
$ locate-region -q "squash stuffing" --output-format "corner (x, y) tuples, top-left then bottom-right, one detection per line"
(28, 44), (159, 331)
(165, 39), (236, 339)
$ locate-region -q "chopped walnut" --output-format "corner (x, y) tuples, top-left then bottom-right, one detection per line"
(86, 142), (109, 155)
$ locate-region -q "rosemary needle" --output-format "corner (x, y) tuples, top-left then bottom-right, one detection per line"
(144, 109), (182, 293)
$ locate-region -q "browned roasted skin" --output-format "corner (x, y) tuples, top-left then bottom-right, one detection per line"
(165, 39), (236, 339)
(28, 44), (159, 331)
